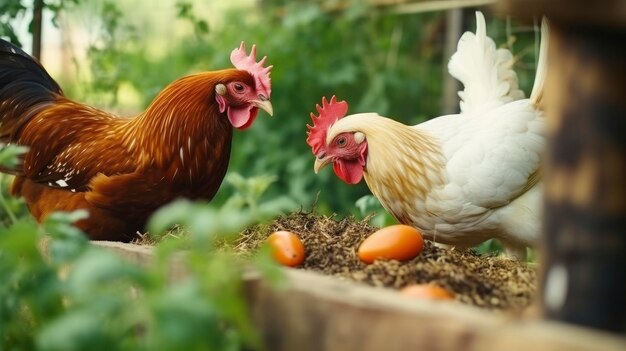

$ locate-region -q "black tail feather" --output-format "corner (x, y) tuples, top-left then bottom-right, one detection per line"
(0, 39), (63, 143)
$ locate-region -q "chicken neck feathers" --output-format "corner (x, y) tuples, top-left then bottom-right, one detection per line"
(327, 113), (447, 222)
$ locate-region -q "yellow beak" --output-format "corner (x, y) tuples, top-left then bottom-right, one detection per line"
(314, 156), (332, 174)
(252, 99), (273, 117)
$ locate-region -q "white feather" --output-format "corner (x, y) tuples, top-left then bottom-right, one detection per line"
(447, 11), (525, 114)
(321, 11), (549, 256)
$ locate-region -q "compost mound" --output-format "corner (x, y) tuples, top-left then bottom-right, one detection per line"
(238, 211), (537, 311)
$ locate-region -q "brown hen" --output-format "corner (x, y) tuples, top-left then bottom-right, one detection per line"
(0, 40), (273, 241)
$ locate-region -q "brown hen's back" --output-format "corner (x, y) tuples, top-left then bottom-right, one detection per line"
(0, 39), (254, 241)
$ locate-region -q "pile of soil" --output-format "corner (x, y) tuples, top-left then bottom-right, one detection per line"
(237, 211), (538, 311)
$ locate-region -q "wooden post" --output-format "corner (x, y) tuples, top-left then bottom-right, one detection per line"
(499, 0), (626, 334)
(544, 21), (626, 334)
(441, 8), (463, 115)
(31, 0), (44, 61)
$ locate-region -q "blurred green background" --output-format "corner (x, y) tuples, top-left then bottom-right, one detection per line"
(1, 0), (541, 227)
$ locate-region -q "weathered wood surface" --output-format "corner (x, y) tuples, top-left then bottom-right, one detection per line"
(501, 0), (626, 334)
(541, 22), (626, 334)
(499, 0), (626, 28)
(88, 241), (626, 351)
(273, 0), (498, 16)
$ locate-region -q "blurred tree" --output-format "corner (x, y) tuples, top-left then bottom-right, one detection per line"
(0, 0), (28, 46)
(0, 0), (80, 53)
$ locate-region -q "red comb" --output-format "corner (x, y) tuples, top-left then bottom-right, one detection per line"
(230, 42), (272, 98)
(306, 96), (349, 155)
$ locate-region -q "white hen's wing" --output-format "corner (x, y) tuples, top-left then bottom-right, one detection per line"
(448, 11), (525, 115)
(418, 101), (544, 221)
(440, 100), (545, 209)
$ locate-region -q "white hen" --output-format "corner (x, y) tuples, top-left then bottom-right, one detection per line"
(307, 12), (548, 258)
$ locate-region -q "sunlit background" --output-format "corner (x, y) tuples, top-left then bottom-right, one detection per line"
(2, 0), (542, 228)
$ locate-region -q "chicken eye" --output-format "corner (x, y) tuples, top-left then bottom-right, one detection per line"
(336, 136), (347, 148)
(234, 83), (244, 92)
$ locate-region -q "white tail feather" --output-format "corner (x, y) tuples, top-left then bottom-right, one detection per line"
(448, 11), (525, 115)
(530, 18), (549, 108)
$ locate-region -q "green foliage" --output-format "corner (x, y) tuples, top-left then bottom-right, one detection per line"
(175, 0), (209, 38)
(83, 1), (139, 106)
(0, 145), (29, 227)
(59, 1), (539, 224)
(0, 148), (283, 350)
(0, 0), (80, 46)
(0, 0), (28, 46)
(222, 173), (297, 220)
(355, 195), (395, 228)
(0, 144), (28, 170)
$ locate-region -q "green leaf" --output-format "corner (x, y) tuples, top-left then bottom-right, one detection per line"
(215, 210), (254, 238)
(0, 144), (28, 168)
(221, 193), (247, 211)
(257, 196), (297, 219)
(355, 195), (395, 227)
(36, 309), (114, 351)
(185, 207), (217, 242)
(247, 175), (277, 200)
(225, 173), (247, 192)
(48, 237), (89, 264)
(147, 199), (195, 236)
(253, 244), (284, 287)
(355, 195), (381, 216)
(283, 3), (323, 28)
(148, 280), (223, 350)
(66, 248), (143, 299)
(175, 1), (192, 18)
(0, 217), (40, 260)
(42, 210), (90, 241)
(196, 20), (209, 34)
(46, 210), (89, 224)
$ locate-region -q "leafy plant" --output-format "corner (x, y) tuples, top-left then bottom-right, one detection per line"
(0, 0), (27, 46)
(221, 173), (297, 220)
(0, 146), (281, 350)
(83, 1), (140, 106)
(355, 195), (395, 228)
(175, 0), (209, 39)
(0, 0), (80, 46)
(0, 145), (29, 227)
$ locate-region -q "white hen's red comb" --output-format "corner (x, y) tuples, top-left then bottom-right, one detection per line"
(306, 96), (349, 155)
(230, 42), (272, 99)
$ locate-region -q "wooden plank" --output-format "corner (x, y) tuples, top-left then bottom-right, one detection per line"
(498, 0), (626, 28)
(540, 22), (626, 334)
(273, 0), (498, 16)
(88, 241), (626, 351)
(441, 8), (463, 114)
(501, 0), (626, 334)
(246, 268), (626, 351)
(390, 0), (497, 15)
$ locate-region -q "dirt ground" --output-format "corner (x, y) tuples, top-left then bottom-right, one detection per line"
(236, 211), (538, 311)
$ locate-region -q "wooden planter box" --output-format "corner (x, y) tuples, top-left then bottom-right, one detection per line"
(89, 241), (625, 351)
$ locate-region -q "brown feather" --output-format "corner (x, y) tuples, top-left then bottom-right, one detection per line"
(4, 68), (255, 241)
